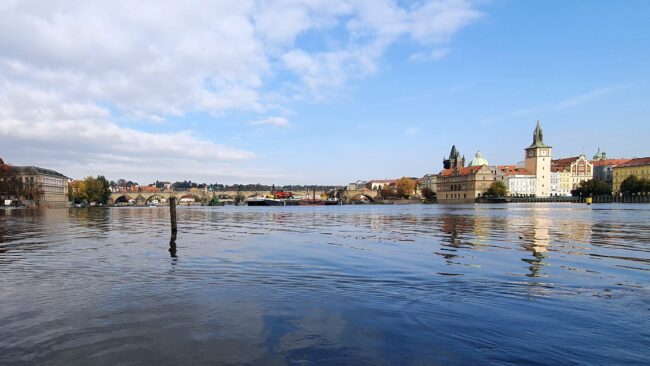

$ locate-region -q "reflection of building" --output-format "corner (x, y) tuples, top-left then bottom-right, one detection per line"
(0, 159), (69, 207)
(551, 155), (593, 192)
(613, 157), (650, 194)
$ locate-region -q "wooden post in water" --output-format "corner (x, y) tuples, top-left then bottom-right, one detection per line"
(169, 196), (177, 235)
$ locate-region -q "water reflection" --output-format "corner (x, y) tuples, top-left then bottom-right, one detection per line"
(169, 233), (177, 258)
(0, 205), (648, 365)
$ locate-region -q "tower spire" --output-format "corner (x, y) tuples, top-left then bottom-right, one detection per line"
(529, 120), (549, 148)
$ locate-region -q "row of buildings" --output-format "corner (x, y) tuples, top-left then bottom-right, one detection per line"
(348, 122), (650, 204)
(432, 122), (649, 203)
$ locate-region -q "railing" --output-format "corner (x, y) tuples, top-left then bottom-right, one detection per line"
(476, 194), (650, 204)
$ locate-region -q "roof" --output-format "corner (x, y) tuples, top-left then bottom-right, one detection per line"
(441, 166), (483, 177)
(499, 166), (533, 176)
(2, 165), (68, 179)
(591, 159), (632, 167)
(552, 156), (580, 167)
(369, 179), (395, 183)
(468, 151), (489, 167)
(615, 157), (650, 168)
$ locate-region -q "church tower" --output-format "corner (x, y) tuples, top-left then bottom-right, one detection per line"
(443, 145), (465, 169)
(524, 121), (552, 197)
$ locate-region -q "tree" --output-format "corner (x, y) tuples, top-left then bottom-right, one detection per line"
(621, 175), (650, 194)
(396, 177), (416, 199)
(80, 175), (111, 204)
(421, 188), (436, 202)
(380, 187), (398, 199)
(69, 180), (87, 203)
(485, 181), (507, 197)
(571, 179), (612, 197)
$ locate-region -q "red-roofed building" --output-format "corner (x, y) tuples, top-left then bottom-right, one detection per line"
(591, 158), (632, 185)
(498, 166), (536, 196)
(437, 165), (501, 203)
(551, 155), (593, 195)
(613, 157), (650, 193)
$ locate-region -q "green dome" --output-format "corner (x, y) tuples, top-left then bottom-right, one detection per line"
(468, 151), (489, 167)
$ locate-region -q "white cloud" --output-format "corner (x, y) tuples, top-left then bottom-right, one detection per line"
(250, 116), (291, 127)
(408, 48), (450, 62)
(555, 86), (624, 110)
(0, 0), (484, 181)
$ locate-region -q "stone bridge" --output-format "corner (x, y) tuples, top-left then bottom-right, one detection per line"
(109, 190), (328, 206)
(340, 189), (380, 202)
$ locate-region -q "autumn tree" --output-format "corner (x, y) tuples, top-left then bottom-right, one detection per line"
(396, 177), (417, 199)
(73, 176), (111, 204)
(485, 181), (507, 197)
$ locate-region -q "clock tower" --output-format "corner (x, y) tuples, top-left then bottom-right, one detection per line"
(524, 121), (552, 197)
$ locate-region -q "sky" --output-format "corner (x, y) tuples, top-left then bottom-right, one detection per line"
(1, 0), (649, 185)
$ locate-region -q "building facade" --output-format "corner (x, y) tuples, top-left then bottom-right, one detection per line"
(0, 160), (69, 207)
(551, 155), (593, 193)
(437, 165), (498, 203)
(419, 174), (437, 193)
(500, 166), (536, 196)
(592, 158), (631, 185)
(366, 180), (395, 190)
(612, 157), (650, 194)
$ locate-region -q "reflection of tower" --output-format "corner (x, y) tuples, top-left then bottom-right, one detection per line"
(522, 210), (551, 278)
(443, 145), (465, 169)
(524, 121), (552, 197)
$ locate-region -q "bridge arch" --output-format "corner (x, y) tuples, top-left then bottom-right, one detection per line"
(349, 193), (375, 203)
(114, 195), (133, 205)
(145, 195), (167, 205)
(178, 194), (202, 204)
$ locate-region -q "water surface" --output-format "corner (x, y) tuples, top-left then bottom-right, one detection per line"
(1, 204), (649, 365)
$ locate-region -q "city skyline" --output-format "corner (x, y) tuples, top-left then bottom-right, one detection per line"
(1, 1), (649, 184)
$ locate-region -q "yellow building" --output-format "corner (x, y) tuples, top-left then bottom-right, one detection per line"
(612, 157), (650, 193)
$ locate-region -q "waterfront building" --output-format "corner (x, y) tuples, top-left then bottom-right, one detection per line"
(366, 180), (395, 190)
(0, 159), (69, 207)
(592, 158), (631, 185)
(524, 121), (552, 197)
(419, 174), (437, 193)
(550, 168), (572, 196)
(437, 165), (498, 203)
(612, 157), (650, 194)
(551, 155), (593, 193)
(436, 121), (554, 202)
(499, 165), (536, 196)
(347, 180), (367, 191)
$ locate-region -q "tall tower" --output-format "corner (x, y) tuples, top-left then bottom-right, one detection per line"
(443, 145), (465, 169)
(524, 121), (552, 197)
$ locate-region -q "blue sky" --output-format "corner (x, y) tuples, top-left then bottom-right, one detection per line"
(1, 0), (648, 184)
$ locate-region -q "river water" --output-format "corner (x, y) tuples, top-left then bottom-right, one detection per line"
(0, 204), (648, 365)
